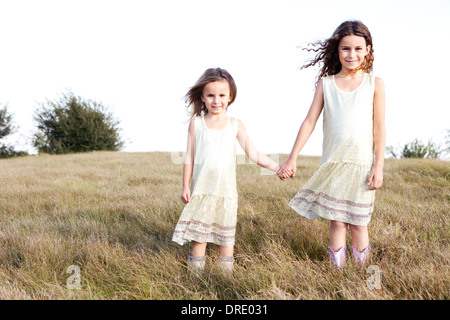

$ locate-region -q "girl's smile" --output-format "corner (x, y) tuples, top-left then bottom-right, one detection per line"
(338, 35), (370, 74)
(201, 80), (231, 117)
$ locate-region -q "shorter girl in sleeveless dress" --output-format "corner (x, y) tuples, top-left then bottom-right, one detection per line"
(278, 21), (386, 269)
(173, 68), (279, 274)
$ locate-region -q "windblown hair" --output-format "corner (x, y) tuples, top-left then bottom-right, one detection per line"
(185, 68), (237, 120)
(301, 20), (374, 84)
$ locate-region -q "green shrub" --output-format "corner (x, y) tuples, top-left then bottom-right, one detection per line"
(0, 105), (14, 140)
(0, 104), (29, 159)
(0, 145), (29, 159)
(33, 91), (123, 154)
(387, 138), (443, 159)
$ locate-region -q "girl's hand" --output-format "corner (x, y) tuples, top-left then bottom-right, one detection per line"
(181, 187), (191, 204)
(277, 158), (297, 181)
(367, 166), (383, 190)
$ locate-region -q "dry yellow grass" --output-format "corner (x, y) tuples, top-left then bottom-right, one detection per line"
(0, 152), (448, 299)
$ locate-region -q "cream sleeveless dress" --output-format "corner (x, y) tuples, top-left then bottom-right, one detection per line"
(172, 115), (238, 247)
(289, 73), (376, 226)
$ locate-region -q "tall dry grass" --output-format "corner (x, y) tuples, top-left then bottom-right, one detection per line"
(0, 152), (448, 299)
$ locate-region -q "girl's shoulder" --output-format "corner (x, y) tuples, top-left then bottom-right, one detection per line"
(229, 116), (243, 126)
(366, 74), (384, 90)
(229, 117), (241, 132)
(373, 75), (383, 84)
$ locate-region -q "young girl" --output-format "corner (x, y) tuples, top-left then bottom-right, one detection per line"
(278, 21), (385, 269)
(172, 68), (279, 274)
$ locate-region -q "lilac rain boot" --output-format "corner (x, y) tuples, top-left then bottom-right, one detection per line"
(351, 246), (371, 266)
(328, 246), (347, 269)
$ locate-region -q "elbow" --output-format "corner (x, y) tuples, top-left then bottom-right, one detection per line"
(301, 118), (316, 134)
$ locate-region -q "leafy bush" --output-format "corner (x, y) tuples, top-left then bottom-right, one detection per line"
(0, 145), (29, 158)
(387, 138), (443, 159)
(0, 104), (29, 159)
(33, 91), (123, 154)
(0, 105), (14, 140)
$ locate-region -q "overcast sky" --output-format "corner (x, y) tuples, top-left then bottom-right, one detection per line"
(1, 0), (449, 157)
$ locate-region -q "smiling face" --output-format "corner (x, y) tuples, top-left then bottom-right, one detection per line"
(201, 80), (231, 116)
(338, 34), (370, 74)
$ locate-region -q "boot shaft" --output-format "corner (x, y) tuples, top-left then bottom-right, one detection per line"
(328, 246), (347, 269)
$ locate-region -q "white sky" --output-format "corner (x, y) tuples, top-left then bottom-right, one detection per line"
(0, 0), (449, 156)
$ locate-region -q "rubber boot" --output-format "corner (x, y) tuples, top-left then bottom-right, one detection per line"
(351, 245), (371, 266)
(328, 246), (347, 270)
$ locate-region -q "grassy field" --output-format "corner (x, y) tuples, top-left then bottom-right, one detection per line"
(0, 152), (448, 300)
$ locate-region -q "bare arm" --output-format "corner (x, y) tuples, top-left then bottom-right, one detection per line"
(236, 120), (279, 172)
(368, 77), (386, 190)
(181, 119), (195, 203)
(278, 80), (324, 180)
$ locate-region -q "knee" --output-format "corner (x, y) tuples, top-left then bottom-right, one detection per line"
(349, 224), (367, 233)
(331, 220), (348, 230)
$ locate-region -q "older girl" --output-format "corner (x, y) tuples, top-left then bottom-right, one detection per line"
(278, 21), (386, 269)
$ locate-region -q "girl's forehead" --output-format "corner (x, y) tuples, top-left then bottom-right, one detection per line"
(339, 34), (367, 46)
(203, 80), (230, 92)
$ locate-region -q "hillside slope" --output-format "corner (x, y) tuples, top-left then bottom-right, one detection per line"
(0, 152), (448, 299)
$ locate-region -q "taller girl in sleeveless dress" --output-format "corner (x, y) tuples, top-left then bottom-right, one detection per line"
(173, 68), (279, 275)
(278, 21), (386, 269)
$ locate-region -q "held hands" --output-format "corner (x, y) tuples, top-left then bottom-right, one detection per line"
(277, 158), (297, 181)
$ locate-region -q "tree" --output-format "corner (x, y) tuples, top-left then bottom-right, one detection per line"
(33, 91), (124, 154)
(0, 104), (14, 140)
(386, 138), (443, 159)
(0, 104), (28, 158)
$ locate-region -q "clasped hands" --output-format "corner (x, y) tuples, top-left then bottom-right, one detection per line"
(277, 159), (297, 181)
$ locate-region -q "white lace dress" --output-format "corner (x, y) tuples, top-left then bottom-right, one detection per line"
(172, 116), (238, 246)
(289, 73), (376, 226)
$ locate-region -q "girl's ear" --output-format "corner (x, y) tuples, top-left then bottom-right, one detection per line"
(366, 45), (371, 56)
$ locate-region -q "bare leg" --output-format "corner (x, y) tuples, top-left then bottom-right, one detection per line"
(218, 246), (234, 274)
(219, 246), (234, 257)
(349, 224), (371, 266)
(188, 241), (207, 275)
(191, 241), (207, 257)
(329, 220), (348, 251)
(349, 225), (369, 251)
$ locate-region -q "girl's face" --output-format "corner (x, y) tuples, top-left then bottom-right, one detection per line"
(201, 80), (231, 116)
(338, 35), (370, 73)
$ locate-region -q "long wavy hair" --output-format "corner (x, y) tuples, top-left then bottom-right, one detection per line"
(185, 68), (237, 120)
(301, 20), (374, 84)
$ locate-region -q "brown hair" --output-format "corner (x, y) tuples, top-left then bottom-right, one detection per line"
(185, 68), (237, 120)
(301, 20), (374, 84)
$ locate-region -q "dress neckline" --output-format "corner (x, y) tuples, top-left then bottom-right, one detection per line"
(332, 73), (367, 93)
(202, 115), (230, 131)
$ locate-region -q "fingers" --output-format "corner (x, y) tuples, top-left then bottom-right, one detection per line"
(277, 169), (295, 180)
(367, 174), (383, 190)
(290, 168), (297, 178)
(181, 192), (191, 204)
(368, 179), (383, 190)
